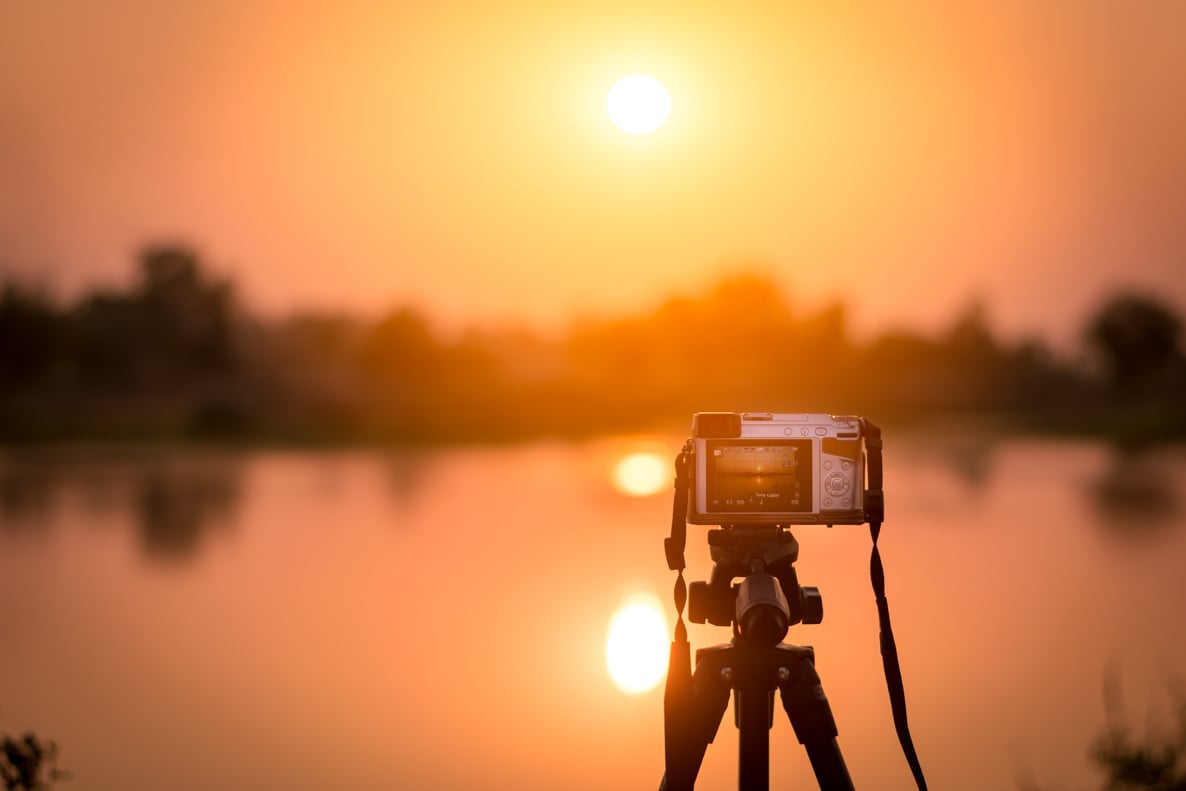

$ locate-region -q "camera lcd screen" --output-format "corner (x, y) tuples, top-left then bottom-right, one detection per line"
(704, 440), (813, 514)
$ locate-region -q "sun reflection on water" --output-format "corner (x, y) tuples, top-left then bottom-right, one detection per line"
(606, 593), (669, 694)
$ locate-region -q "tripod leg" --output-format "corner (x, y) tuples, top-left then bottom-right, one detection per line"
(664, 636), (693, 789)
(778, 651), (855, 791)
(661, 647), (732, 791)
(736, 680), (772, 791)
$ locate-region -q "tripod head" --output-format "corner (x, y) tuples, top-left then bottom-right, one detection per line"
(687, 526), (823, 646)
(662, 517), (848, 791)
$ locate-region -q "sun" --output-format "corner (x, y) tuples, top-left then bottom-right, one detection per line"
(611, 451), (668, 497)
(606, 75), (671, 135)
(606, 595), (669, 694)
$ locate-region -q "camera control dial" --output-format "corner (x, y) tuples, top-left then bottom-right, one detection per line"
(824, 472), (851, 497)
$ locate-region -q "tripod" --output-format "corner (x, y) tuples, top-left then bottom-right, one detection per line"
(663, 417), (928, 790)
(661, 528), (854, 791)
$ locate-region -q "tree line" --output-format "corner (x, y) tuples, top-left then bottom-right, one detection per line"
(1, 245), (1183, 443)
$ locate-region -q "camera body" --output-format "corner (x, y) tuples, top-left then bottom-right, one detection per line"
(688, 412), (867, 525)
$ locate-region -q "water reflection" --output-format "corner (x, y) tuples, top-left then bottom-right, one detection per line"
(0, 457), (56, 533)
(2, 437), (1186, 791)
(382, 448), (439, 515)
(134, 462), (240, 560)
(889, 420), (999, 492)
(0, 450), (243, 562)
(941, 436), (995, 491)
(1088, 448), (1183, 539)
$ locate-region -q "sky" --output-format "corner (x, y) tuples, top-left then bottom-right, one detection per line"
(1, 2), (1184, 345)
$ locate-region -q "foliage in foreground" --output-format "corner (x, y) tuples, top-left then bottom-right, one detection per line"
(1092, 703), (1186, 791)
(0, 732), (64, 791)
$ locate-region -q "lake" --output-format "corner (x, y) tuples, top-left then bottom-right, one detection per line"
(2, 429), (1185, 790)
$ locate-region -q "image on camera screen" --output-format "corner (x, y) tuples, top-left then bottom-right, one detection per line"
(705, 440), (813, 514)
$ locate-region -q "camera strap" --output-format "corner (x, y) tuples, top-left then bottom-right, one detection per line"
(664, 443), (694, 648)
(663, 443), (694, 787)
(664, 442), (693, 642)
(861, 419), (928, 791)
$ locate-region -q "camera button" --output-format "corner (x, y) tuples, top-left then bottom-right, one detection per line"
(823, 461), (833, 470)
(825, 472), (850, 496)
(815, 427), (827, 436)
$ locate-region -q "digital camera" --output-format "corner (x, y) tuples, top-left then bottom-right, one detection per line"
(687, 412), (869, 525)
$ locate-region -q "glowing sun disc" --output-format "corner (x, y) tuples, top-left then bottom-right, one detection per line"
(612, 452), (668, 497)
(606, 596), (669, 694)
(606, 74), (671, 135)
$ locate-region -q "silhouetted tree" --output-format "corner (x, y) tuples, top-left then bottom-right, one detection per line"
(70, 290), (143, 386)
(0, 284), (66, 384)
(259, 313), (364, 400)
(135, 246), (235, 373)
(71, 246), (235, 389)
(861, 330), (946, 411)
(1085, 294), (1183, 398)
(358, 307), (441, 390)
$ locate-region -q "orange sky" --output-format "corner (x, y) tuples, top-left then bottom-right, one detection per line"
(1, 2), (1184, 344)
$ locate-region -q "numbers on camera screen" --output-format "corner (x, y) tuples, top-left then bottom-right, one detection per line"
(708, 443), (810, 513)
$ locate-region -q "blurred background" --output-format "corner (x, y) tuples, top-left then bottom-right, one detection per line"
(2, 2), (1185, 790)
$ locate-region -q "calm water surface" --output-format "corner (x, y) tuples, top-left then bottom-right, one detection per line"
(2, 432), (1185, 790)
